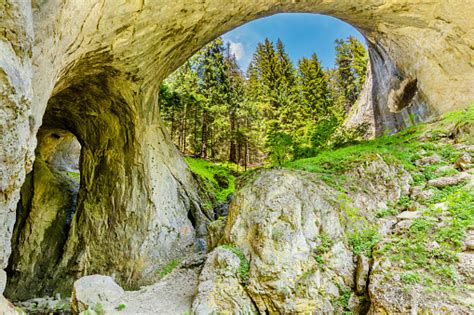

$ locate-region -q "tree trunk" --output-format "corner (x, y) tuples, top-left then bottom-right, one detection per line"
(183, 103), (188, 154)
(229, 110), (237, 163)
(200, 109), (208, 158)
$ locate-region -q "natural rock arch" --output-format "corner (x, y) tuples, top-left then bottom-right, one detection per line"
(1, 0), (473, 298)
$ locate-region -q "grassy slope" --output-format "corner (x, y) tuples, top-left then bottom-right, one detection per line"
(185, 157), (237, 203)
(285, 105), (474, 295)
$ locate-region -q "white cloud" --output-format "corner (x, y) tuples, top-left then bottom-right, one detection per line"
(228, 41), (245, 61)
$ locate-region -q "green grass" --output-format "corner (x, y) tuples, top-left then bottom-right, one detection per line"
(220, 244), (250, 282)
(348, 226), (380, 258)
(334, 289), (352, 314)
(313, 233), (333, 264)
(284, 104), (474, 293)
(401, 271), (422, 284)
(115, 304), (126, 311)
(284, 105), (474, 186)
(377, 187), (474, 289)
(185, 158), (236, 202)
(156, 259), (179, 278)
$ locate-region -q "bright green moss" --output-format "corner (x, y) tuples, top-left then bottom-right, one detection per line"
(185, 158), (236, 202)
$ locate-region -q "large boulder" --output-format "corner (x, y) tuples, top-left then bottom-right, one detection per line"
(221, 170), (354, 313)
(0, 295), (19, 315)
(71, 275), (124, 314)
(192, 247), (257, 314)
(69, 255), (205, 315)
(206, 155), (410, 313)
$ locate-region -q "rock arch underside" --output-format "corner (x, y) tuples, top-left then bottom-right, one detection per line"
(1, 0), (474, 312)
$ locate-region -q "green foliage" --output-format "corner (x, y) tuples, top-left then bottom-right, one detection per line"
(265, 122), (294, 165)
(94, 303), (105, 315)
(376, 185), (474, 289)
(335, 36), (368, 113)
(334, 289), (352, 314)
(375, 206), (398, 218)
(185, 157), (236, 202)
(66, 171), (80, 179)
(115, 304), (126, 311)
(313, 233), (333, 264)
(309, 115), (340, 151)
(160, 35), (368, 167)
(349, 226), (380, 258)
(401, 271), (422, 284)
(156, 260), (179, 278)
(221, 245), (250, 282)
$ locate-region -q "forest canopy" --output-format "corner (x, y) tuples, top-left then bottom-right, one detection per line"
(159, 36), (368, 167)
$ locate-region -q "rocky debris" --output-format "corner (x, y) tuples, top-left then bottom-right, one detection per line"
(434, 202), (449, 211)
(407, 201), (423, 212)
(410, 185), (434, 201)
(415, 154), (442, 166)
(453, 144), (474, 152)
(377, 218), (397, 237)
(426, 241), (440, 251)
(393, 220), (414, 234)
(435, 165), (455, 174)
(369, 256), (473, 314)
(455, 153), (472, 170)
(192, 247), (256, 314)
(462, 230), (474, 251)
(428, 172), (471, 188)
(71, 275), (124, 314)
(16, 296), (71, 314)
(346, 154), (412, 209)
(396, 211), (421, 220)
(355, 255), (370, 295)
(458, 253), (474, 285)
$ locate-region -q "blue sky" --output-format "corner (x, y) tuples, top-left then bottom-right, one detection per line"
(222, 13), (365, 71)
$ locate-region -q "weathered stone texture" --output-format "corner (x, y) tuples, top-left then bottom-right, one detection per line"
(0, 0), (34, 295)
(213, 161), (409, 313)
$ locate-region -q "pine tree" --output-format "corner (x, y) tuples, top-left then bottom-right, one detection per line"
(298, 53), (331, 121)
(225, 43), (245, 163)
(198, 37), (229, 158)
(335, 36), (368, 113)
(159, 35), (368, 166)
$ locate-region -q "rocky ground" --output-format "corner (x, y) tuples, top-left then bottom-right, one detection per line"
(9, 107), (474, 314)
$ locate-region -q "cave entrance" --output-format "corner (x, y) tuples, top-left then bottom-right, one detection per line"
(5, 128), (81, 300)
(2, 5), (438, 304)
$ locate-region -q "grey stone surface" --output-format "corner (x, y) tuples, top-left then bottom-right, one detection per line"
(71, 275), (124, 314)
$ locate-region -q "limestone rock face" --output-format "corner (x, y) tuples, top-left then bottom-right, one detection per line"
(71, 275), (124, 314)
(192, 247), (257, 314)
(5, 130), (80, 300)
(221, 170), (354, 313)
(1, 0), (474, 300)
(0, 0), (34, 295)
(212, 160), (409, 314)
(0, 295), (19, 315)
